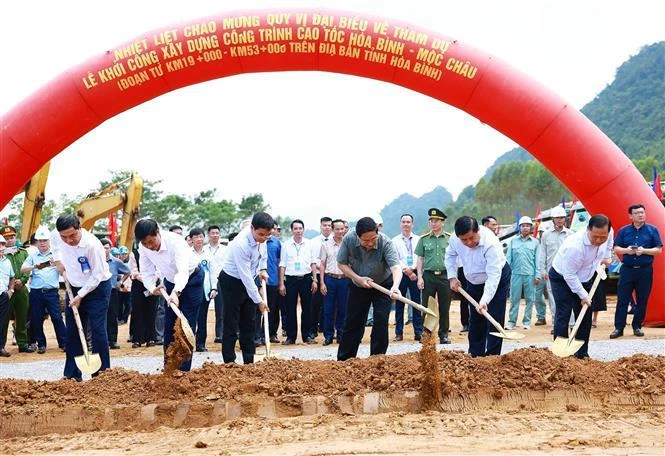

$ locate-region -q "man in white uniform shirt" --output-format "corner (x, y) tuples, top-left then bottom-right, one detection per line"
(279, 219), (319, 345)
(52, 214), (112, 381)
(391, 214), (423, 341)
(135, 218), (203, 372)
(309, 216), (332, 340)
(219, 212), (272, 364)
(549, 214), (613, 359)
(319, 219), (350, 346)
(445, 216), (511, 358)
(204, 225), (227, 344)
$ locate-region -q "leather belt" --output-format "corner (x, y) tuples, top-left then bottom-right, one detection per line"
(326, 273), (345, 279)
(427, 270), (445, 276)
(626, 264), (650, 269)
(38, 288), (58, 293)
(286, 275), (311, 280)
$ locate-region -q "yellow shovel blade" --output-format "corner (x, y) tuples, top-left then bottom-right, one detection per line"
(489, 330), (526, 340)
(423, 296), (439, 333)
(179, 318), (196, 348)
(75, 353), (102, 374)
(551, 336), (584, 357)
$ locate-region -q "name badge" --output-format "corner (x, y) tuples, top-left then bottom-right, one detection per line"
(294, 261), (302, 272)
(200, 259), (209, 272)
(78, 256), (91, 274)
(407, 255), (414, 267)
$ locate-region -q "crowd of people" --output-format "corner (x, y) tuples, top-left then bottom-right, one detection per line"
(0, 202), (660, 379)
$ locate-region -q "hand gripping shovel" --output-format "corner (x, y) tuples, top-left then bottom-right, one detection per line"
(63, 276), (102, 374)
(369, 282), (440, 332)
(255, 279), (279, 362)
(551, 264), (606, 357)
(159, 288), (196, 348)
(457, 287), (525, 340)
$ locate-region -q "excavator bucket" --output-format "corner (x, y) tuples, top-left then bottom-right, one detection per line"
(423, 296), (439, 333)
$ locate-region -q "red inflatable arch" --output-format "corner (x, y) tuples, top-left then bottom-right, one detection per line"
(1, 9), (663, 325)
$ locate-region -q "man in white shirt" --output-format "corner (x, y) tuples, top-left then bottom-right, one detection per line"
(279, 219), (319, 345)
(445, 216), (511, 357)
(391, 214), (423, 341)
(135, 218), (203, 372)
(219, 212), (272, 364)
(52, 214), (113, 381)
(319, 219), (350, 345)
(309, 216), (332, 340)
(204, 225), (227, 344)
(190, 228), (216, 352)
(549, 214), (613, 359)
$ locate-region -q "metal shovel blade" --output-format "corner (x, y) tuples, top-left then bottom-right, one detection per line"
(75, 352), (102, 374)
(551, 336), (584, 357)
(423, 296), (439, 333)
(489, 330), (526, 340)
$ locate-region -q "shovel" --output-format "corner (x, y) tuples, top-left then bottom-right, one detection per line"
(159, 288), (196, 348)
(551, 264), (606, 357)
(256, 279), (279, 362)
(63, 276), (102, 375)
(369, 281), (439, 332)
(457, 287), (525, 340)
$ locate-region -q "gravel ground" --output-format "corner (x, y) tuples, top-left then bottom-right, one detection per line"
(0, 338), (663, 381)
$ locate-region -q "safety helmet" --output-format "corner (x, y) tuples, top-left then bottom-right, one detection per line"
(550, 206), (567, 218)
(518, 216), (533, 226)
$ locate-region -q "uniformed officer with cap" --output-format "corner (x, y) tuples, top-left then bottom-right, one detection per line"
(415, 208), (452, 344)
(0, 225), (33, 354)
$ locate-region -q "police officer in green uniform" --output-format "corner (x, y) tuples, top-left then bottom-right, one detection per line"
(415, 209), (451, 344)
(0, 226), (33, 353)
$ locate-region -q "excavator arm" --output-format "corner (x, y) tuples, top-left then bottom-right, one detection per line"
(18, 162), (51, 244)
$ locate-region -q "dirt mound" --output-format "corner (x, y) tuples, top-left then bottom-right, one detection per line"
(0, 349), (663, 412)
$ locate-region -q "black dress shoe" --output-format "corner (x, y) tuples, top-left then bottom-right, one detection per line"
(414, 334), (422, 342)
(460, 325), (469, 333)
(18, 345), (35, 353)
(440, 337), (451, 344)
(609, 329), (623, 339)
(37, 346), (46, 354)
(269, 336), (280, 343)
(633, 328), (645, 337)
(323, 338), (333, 346)
(393, 335), (403, 342)
(196, 346), (208, 352)
(146, 341), (155, 347)
(214, 337), (222, 343)
(304, 337), (318, 345)
(0, 348), (10, 357)
(132, 342), (141, 348)
(281, 339), (295, 345)
(155, 339), (164, 346)
(109, 342), (121, 349)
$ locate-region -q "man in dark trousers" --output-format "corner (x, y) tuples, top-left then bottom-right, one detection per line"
(336, 217), (402, 361)
(611, 204), (662, 338)
(219, 212), (273, 364)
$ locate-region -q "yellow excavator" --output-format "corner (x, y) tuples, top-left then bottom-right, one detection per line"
(75, 174), (144, 248)
(17, 162), (51, 244)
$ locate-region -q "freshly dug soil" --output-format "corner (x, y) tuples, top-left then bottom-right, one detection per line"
(164, 318), (193, 375)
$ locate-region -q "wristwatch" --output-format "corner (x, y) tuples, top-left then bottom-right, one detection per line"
(176, 290), (182, 297)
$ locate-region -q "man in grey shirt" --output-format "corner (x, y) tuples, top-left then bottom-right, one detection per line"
(336, 217), (402, 360)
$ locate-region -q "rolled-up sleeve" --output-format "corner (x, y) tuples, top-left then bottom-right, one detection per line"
(480, 245), (503, 304)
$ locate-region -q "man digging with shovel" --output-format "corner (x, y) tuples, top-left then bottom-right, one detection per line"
(445, 216), (513, 358)
(52, 214), (113, 381)
(135, 219), (203, 372)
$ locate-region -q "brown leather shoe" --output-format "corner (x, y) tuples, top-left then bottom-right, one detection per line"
(393, 335), (403, 342)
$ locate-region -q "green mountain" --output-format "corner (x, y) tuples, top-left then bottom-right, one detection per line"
(484, 41), (665, 178)
(380, 186), (453, 237)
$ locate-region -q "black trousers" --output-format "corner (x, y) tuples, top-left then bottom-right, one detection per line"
(106, 288), (120, 344)
(615, 265), (653, 330)
(310, 275), (324, 337)
(285, 275), (313, 342)
(220, 271), (257, 364)
(458, 267), (470, 327)
(337, 278), (392, 361)
(130, 280), (157, 344)
(549, 267), (593, 358)
(423, 270), (451, 339)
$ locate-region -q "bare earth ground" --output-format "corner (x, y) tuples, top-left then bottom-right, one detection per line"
(0, 297), (663, 455)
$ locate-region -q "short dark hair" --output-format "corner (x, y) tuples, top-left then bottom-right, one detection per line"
(228, 232), (239, 242)
(332, 219), (345, 228)
(189, 228), (205, 238)
(291, 219), (305, 230)
(320, 216), (332, 224)
(99, 238), (112, 247)
(400, 214), (414, 222)
(628, 204), (645, 214)
(56, 214), (81, 232)
(454, 216), (479, 236)
(356, 217), (378, 236)
(588, 214), (611, 231)
(207, 225), (220, 232)
(252, 212), (275, 231)
(481, 216), (497, 226)
(168, 225), (182, 232)
(135, 219), (160, 241)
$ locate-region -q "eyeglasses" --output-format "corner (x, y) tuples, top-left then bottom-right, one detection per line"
(359, 235), (378, 245)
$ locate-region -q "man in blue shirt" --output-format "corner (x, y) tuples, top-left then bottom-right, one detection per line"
(20, 226), (66, 354)
(0, 234), (15, 357)
(100, 239), (129, 349)
(611, 204), (662, 338)
(257, 223), (282, 344)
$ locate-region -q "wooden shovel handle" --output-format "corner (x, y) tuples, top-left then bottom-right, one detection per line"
(456, 287), (506, 335)
(260, 280), (270, 356)
(159, 288), (187, 321)
(568, 264), (606, 341)
(369, 281), (435, 316)
(62, 274), (91, 360)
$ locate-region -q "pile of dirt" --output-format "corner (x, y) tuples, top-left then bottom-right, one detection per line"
(0, 348), (663, 413)
(418, 332), (443, 408)
(164, 319), (193, 375)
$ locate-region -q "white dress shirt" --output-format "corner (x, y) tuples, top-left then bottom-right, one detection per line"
(222, 227), (268, 304)
(445, 225), (506, 304)
(320, 237), (344, 275)
(551, 228), (613, 299)
(51, 228), (111, 297)
(138, 230), (199, 294)
(309, 233), (331, 264)
(204, 241), (228, 289)
(280, 238), (317, 276)
(392, 232), (421, 270)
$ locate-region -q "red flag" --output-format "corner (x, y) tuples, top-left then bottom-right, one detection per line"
(568, 196), (577, 228)
(655, 173), (663, 201)
(533, 203), (541, 238)
(108, 213), (118, 246)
